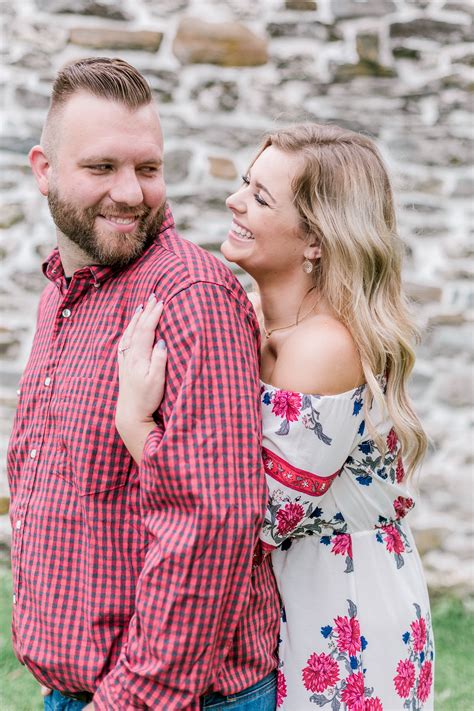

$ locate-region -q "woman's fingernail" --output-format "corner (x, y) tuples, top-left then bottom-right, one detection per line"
(155, 339), (166, 350)
(156, 299), (163, 307)
(148, 293), (156, 302)
(135, 304), (143, 313)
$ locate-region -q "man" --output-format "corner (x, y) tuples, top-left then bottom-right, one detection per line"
(7, 57), (280, 710)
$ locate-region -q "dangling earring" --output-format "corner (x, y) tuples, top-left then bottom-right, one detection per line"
(302, 259), (314, 274)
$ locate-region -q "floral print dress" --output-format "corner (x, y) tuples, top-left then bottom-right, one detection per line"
(259, 381), (434, 711)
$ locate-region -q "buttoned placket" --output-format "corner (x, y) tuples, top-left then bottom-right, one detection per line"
(12, 272), (100, 617)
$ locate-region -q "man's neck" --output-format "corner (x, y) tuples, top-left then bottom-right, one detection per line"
(56, 230), (95, 277)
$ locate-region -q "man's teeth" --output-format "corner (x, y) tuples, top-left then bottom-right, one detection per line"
(232, 222), (254, 240)
(106, 216), (136, 224)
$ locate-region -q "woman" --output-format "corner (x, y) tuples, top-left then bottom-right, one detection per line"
(117, 123), (434, 710)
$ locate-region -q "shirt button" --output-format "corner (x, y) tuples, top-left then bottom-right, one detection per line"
(15, 520), (21, 530)
(13, 593), (16, 604)
(93, 282), (100, 289)
(16, 389), (21, 396)
(44, 377), (52, 387)
(62, 309), (72, 318)
(30, 449), (37, 459)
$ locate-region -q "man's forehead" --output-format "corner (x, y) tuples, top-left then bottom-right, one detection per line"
(58, 91), (162, 142)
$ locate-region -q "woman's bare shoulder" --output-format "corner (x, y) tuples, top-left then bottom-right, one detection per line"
(269, 316), (364, 395)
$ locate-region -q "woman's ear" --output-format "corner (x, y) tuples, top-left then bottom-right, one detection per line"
(29, 145), (51, 196)
(304, 241), (321, 261)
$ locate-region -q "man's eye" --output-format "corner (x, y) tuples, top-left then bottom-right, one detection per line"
(89, 164), (112, 172)
(140, 166), (158, 174)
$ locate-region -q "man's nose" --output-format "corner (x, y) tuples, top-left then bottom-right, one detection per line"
(109, 169), (144, 206)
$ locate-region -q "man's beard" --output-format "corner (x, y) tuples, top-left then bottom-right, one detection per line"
(47, 188), (166, 268)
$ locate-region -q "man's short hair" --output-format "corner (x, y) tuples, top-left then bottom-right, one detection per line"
(50, 56), (152, 109)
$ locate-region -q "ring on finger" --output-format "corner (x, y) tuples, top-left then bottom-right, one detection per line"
(118, 345), (130, 355)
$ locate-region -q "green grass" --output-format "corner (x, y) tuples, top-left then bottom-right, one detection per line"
(0, 563), (473, 710)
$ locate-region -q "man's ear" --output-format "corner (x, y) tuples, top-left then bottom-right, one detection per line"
(304, 240), (322, 261)
(29, 145), (51, 196)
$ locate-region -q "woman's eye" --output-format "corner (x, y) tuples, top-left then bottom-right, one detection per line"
(255, 194), (268, 207)
(241, 175), (250, 185)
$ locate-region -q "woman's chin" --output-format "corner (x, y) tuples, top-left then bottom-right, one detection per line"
(220, 239), (244, 266)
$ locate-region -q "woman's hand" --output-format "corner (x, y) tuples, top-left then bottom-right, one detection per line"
(116, 293), (167, 464)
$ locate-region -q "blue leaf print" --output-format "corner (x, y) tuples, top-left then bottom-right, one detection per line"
(358, 440), (374, 455)
(358, 419), (365, 436)
(361, 635), (367, 651)
(356, 474), (372, 486)
(321, 625), (332, 638)
(353, 398), (363, 415)
(320, 536), (331, 546)
(334, 512), (345, 522)
(350, 656), (358, 670)
(376, 533), (383, 543)
(402, 631), (410, 644)
(310, 506), (323, 519)
(276, 419), (290, 436)
(347, 599), (358, 618)
(262, 392), (272, 405)
(420, 651), (425, 663)
(281, 606), (287, 623)
(302, 394), (313, 409)
(281, 538), (293, 551)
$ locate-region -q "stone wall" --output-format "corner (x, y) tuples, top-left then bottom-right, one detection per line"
(0, 0), (473, 596)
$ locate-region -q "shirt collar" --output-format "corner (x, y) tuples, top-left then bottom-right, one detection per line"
(42, 204), (175, 286)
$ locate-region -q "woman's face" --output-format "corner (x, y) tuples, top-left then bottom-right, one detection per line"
(222, 146), (308, 281)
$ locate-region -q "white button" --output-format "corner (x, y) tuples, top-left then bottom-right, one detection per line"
(62, 309), (71, 318)
(13, 593), (16, 604)
(16, 389), (21, 396)
(15, 520), (21, 530)
(93, 282), (100, 288)
(30, 449), (37, 459)
(44, 377), (51, 386)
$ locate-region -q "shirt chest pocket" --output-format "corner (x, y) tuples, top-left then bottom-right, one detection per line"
(54, 376), (133, 496)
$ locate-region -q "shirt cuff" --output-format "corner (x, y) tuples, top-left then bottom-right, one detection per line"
(94, 669), (146, 710)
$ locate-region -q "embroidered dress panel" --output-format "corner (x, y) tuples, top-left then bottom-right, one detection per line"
(260, 381), (434, 710)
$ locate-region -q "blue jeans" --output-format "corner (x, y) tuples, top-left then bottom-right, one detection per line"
(44, 672), (277, 711)
(44, 691), (89, 710)
(201, 671), (277, 710)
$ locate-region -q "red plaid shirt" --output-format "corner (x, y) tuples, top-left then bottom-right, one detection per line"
(7, 207), (279, 709)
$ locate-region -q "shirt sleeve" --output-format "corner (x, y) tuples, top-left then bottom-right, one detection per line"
(259, 388), (365, 551)
(94, 281), (265, 710)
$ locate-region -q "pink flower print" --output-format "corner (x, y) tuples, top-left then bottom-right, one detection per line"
(417, 660), (433, 703)
(276, 502), (305, 536)
(301, 652), (340, 693)
(276, 670), (287, 707)
(272, 390), (302, 422)
(386, 428), (398, 453)
(335, 615), (361, 656)
(331, 534), (352, 559)
(396, 456), (405, 483)
(393, 659), (415, 698)
(341, 672), (365, 711)
(393, 496), (414, 519)
(411, 617), (427, 653)
(381, 524), (405, 554)
(364, 698), (383, 710)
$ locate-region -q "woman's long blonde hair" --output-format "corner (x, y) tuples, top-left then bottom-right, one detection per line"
(257, 123), (427, 476)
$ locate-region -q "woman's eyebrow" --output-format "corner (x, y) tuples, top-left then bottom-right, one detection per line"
(255, 180), (276, 203)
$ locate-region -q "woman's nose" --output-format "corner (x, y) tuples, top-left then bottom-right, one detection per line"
(226, 191), (245, 213)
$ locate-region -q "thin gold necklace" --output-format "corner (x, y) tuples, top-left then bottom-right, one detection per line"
(263, 287), (317, 339)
